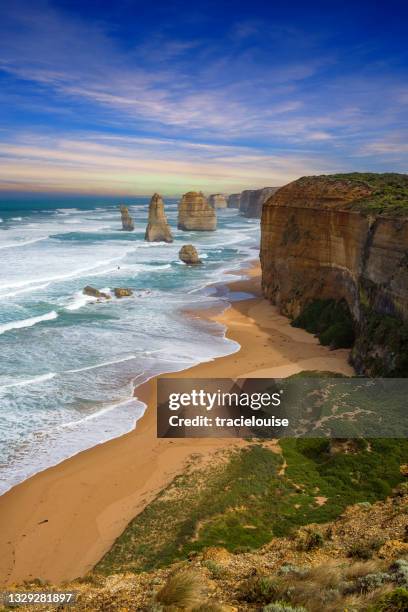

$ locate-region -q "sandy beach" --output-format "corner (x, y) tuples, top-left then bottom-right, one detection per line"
(0, 262), (353, 586)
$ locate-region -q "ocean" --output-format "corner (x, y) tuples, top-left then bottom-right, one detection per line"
(0, 197), (260, 494)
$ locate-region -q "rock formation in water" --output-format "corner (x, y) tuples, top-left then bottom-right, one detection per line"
(114, 288), (133, 298)
(208, 193), (227, 208)
(260, 173), (408, 376)
(177, 192), (217, 231)
(145, 193), (173, 243)
(179, 244), (202, 265)
(227, 193), (241, 208)
(239, 187), (279, 218)
(119, 205), (135, 231)
(83, 286), (111, 300)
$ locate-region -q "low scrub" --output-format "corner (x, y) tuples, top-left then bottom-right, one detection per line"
(239, 575), (281, 604)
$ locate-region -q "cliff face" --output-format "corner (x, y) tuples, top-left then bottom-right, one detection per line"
(227, 193), (241, 208)
(239, 187), (279, 218)
(145, 193), (173, 243)
(178, 192), (217, 231)
(260, 174), (408, 375)
(119, 205), (134, 231)
(208, 193), (227, 208)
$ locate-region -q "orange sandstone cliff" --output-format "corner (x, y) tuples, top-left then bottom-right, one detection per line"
(260, 173), (408, 376)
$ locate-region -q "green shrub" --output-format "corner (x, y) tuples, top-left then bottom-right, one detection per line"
(202, 560), (227, 579)
(297, 529), (325, 551)
(347, 539), (383, 560)
(371, 587), (408, 611)
(233, 545), (253, 554)
(292, 299), (355, 349)
(239, 575), (280, 604)
(278, 564), (307, 578)
(389, 559), (408, 587)
(319, 321), (355, 348)
(263, 603), (307, 612)
(354, 572), (392, 593)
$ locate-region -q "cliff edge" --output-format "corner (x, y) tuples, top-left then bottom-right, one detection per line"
(260, 173), (408, 376)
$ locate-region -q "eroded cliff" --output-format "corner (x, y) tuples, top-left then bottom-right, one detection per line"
(260, 173), (408, 375)
(227, 193), (241, 208)
(239, 187), (279, 218)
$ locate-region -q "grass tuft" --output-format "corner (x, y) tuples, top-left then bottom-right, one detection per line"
(154, 570), (203, 608)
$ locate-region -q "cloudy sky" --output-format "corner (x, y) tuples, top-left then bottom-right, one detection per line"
(0, 0), (407, 195)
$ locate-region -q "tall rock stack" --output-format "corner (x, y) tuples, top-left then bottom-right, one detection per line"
(178, 191), (217, 231)
(227, 193), (241, 208)
(145, 193), (173, 243)
(119, 205), (135, 231)
(208, 193), (228, 208)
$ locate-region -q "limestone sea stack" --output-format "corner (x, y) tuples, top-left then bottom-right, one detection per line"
(208, 193), (228, 208)
(179, 244), (202, 265)
(119, 205), (135, 231)
(227, 193), (241, 208)
(260, 173), (408, 376)
(177, 191), (217, 231)
(145, 193), (173, 243)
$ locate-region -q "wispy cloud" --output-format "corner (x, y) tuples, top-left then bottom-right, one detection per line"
(0, 0), (406, 194)
(0, 131), (336, 194)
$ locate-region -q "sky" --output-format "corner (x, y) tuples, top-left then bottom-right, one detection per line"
(0, 0), (407, 196)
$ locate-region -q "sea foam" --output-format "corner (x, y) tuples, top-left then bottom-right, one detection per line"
(0, 311), (58, 335)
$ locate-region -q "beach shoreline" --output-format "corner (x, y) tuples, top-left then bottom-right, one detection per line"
(0, 261), (353, 586)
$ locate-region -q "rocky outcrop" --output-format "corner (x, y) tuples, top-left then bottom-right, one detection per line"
(208, 193), (227, 208)
(145, 193), (173, 243)
(119, 205), (135, 231)
(83, 286), (111, 300)
(113, 288), (133, 298)
(179, 244), (202, 265)
(239, 187), (279, 218)
(260, 173), (408, 376)
(227, 193), (241, 208)
(178, 192), (217, 231)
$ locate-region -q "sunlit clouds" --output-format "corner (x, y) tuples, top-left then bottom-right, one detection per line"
(0, 1), (407, 195)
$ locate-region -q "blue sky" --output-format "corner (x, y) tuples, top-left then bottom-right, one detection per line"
(0, 0), (407, 195)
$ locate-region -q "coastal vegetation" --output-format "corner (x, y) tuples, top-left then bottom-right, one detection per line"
(322, 173), (408, 216)
(96, 439), (408, 575)
(352, 307), (408, 377)
(292, 299), (355, 349)
(14, 475), (408, 611)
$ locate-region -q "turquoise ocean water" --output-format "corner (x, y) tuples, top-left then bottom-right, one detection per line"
(0, 198), (259, 493)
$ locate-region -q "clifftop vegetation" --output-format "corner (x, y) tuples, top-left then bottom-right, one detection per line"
(11, 442), (408, 611)
(315, 172), (408, 215)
